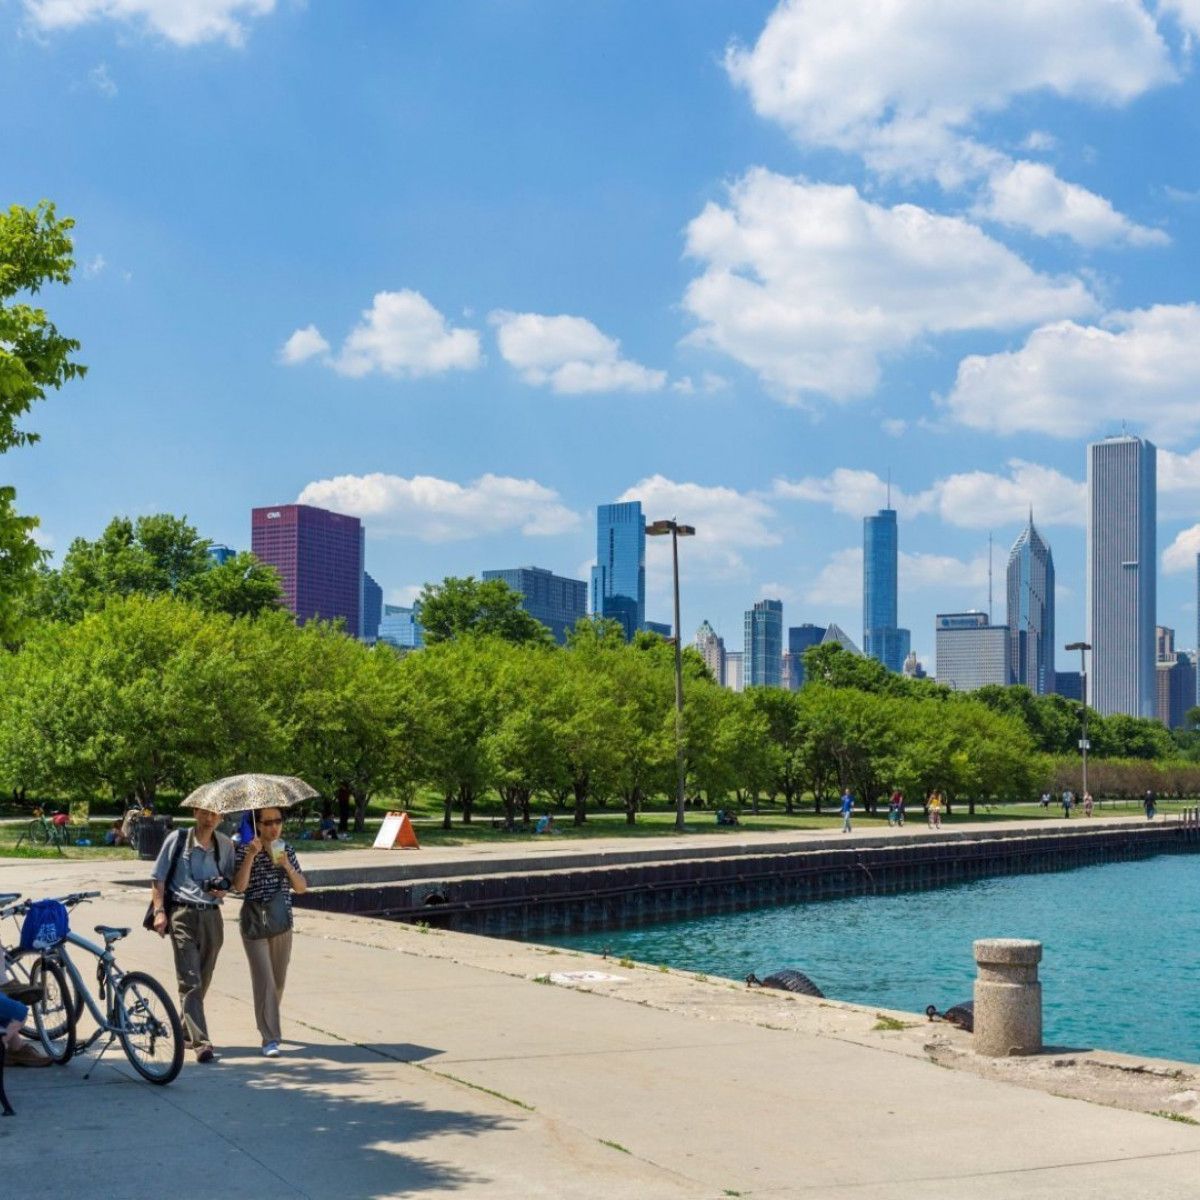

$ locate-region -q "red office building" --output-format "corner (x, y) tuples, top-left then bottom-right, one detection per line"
(251, 503), (363, 638)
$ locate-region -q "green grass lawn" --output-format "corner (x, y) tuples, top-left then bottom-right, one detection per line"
(1, 796), (1191, 859)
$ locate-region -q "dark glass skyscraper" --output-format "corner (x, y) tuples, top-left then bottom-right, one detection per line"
(251, 503), (363, 637)
(590, 501), (645, 640)
(745, 598), (783, 687)
(863, 506), (910, 672)
(483, 566), (587, 644)
(787, 623), (825, 688)
(1006, 514), (1055, 694)
(362, 571), (383, 644)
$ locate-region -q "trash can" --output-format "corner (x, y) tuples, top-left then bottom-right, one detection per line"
(133, 816), (171, 861)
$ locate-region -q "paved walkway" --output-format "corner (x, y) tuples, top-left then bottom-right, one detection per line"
(1, 840), (1198, 1199)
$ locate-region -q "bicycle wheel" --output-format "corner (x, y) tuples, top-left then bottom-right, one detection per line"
(114, 971), (183, 1085)
(29, 819), (49, 846)
(30, 957), (77, 1064)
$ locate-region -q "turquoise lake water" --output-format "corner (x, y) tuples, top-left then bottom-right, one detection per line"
(544, 854), (1200, 1064)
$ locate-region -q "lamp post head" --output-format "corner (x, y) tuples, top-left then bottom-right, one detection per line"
(646, 520), (672, 536)
(1065, 641), (1091, 652)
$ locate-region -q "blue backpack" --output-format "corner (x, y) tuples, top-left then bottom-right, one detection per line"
(20, 899), (70, 951)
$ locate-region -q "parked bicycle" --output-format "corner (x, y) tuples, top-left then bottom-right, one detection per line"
(2, 892), (184, 1085)
(16, 807), (78, 850)
(0, 892), (75, 1059)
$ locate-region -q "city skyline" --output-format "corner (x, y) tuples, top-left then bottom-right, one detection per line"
(8, 3), (1200, 667)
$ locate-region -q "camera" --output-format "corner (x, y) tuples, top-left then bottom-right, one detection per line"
(203, 876), (231, 893)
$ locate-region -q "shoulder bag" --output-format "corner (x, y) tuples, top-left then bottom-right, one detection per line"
(143, 828), (187, 931)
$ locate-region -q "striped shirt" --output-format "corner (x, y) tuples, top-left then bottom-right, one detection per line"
(235, 843), (302, 913)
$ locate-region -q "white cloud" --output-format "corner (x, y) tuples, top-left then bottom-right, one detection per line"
(1161, 0), (1200, 39)
(25, 0), (276, 46)
(287, 291), (481, 380)
(1021, 131), (1058, 153)
(278, 323), (330, 366)
(387, 585), (424, 608)
(978, 160), (1168, 247)
(617, 475), (780, 582)
(87, 62), (117, 97)
(774, 460), (1086, 529)
(882, 418), (907, 438)
(726, 0), (1171, 163)
(804, 546), (988, 610)
(82, 253), (107, 277)
(1161, 445), (1200, 496)
(297, 473), (580, 542)
(945, 304), (1200, 443)
(489, 310), (665, 394)
(682, 169), (1095, 401)
(725, 0), (1171, 245)
(1163, 525), (1200, 573)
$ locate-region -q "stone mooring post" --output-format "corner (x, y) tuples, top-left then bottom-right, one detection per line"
(973, 938), (1043, 1056)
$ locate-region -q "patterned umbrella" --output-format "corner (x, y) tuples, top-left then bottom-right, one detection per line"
(181, 773), (319, 814)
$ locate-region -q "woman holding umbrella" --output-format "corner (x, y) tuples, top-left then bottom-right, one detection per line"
(231, 806), (308, 1058)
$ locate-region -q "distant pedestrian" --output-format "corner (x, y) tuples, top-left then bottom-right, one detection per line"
(887, 789), (903, 827)
(927, 790), (944, 830)
(1143, 789), (1157, 820)
(1039, 792), (1051, 808)
(1082, 791), (1094, 818)
(231, 808), (307, 1058)
(1061, 789), (1074, 818)
(840, 789), (854, 833)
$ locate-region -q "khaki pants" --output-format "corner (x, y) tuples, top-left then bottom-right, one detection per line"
(241, 930), (292, 1045)
(169, 906), (224, 1050)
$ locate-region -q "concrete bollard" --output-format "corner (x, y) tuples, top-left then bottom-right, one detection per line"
(973, 938), (1042, 1057)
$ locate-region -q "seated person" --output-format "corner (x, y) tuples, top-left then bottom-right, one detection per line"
(715, 808), (740, 826)
(317, 814), (339, 841)
(103, 820), (128, 847)
(1, 991), (50, 1067)
(534, 813), (555, 835)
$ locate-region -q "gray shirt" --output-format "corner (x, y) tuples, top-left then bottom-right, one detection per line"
(151, 828), (236, 907)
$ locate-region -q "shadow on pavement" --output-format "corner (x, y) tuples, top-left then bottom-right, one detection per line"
(2, 1040), (513, 1199)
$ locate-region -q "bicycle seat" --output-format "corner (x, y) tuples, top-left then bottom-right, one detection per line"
(95, 925), (130, 941)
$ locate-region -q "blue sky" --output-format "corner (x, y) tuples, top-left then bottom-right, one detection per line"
(6, 0), (1200, 665)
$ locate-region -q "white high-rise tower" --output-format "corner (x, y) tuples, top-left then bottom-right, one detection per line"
(1087, 435), (1156, 717)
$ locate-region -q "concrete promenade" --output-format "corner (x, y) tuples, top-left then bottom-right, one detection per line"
(1, 826), (1198, 1199)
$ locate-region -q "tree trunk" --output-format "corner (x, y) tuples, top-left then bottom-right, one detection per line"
(442, 790), (454, 831)
(751, 790), (760, 815)
(459, 784), (475, 825)
(572, 776), (588, 826)
(623, 787), (641, 826)
(498, 787), (517, 830)
(519, 790), (532, 825)
(352, 789), (370, 832)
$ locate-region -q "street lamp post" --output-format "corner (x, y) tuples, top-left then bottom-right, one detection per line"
(1065, 641), (1091, 797)
(646, 518), (695, 833)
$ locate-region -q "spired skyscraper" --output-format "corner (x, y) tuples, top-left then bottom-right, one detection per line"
(1006, 514), (1055, 694)
(590, 501), (645, 640)
(1087, 434), (1157, 718)
(863, 504), (910, 673)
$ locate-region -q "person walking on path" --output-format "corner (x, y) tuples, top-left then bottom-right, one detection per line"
(1082, 791), (1094, 818)
(927, 790), (944, 830)
(1061, 789), (1074, 818)
(1143, 789), (1157, 820)
(150, 808), (236, 1063)
(231, 808), (307, 1058)
(839, 788), (854, 833)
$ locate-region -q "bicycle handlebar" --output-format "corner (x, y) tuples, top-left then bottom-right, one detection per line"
(0, 890), (100, 919)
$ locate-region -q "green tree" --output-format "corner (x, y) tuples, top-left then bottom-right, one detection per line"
(0, 202), (86, 640)
(417, 576), (554, 646)
(0, 595), (278, 804)
(27, 513), (281, 621)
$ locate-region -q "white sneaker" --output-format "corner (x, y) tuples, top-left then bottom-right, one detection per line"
(262, 1041), (281, 1058)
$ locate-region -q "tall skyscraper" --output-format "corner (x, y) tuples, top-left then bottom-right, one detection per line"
(935, 612), (1010, 691)
(787, 623), (825, 689)
(590, 501), (645, 640)
(377, 604), (424, 650)
(863, 505), (910, 672)
(483, 566), (587, 644)
(1006, 514), (1055, 694)
(208, 544), (237, 566)
(1087, 435), (1156, 717)
(724, 650), (744, 693)
(251, 503), (364, 637)
(694, 620), (726, 686)
(745, 598), (783, 687)
(361, 571), (383, 644)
